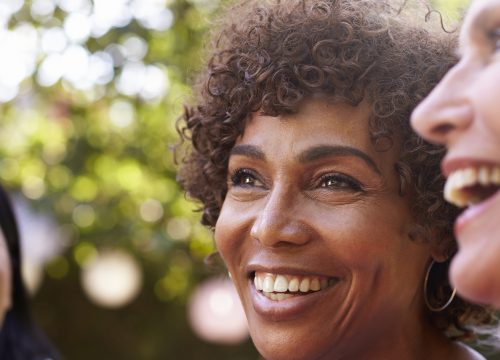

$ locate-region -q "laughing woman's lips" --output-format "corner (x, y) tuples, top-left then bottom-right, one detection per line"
(454, 190), (500, 236)
(248, 270), (340, 321)
(441, 159), (500, 236)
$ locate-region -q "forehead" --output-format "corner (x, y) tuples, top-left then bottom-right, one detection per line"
(237, 98), (405, 171)
(241, 99), (373, 148)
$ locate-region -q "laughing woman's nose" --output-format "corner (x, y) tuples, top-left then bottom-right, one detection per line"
(411, 61), (473, 145)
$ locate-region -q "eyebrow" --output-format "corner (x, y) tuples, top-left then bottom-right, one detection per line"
(298, 145), (381, 175)
(230, 144), (266, 160)
(230, 144), (381, 175)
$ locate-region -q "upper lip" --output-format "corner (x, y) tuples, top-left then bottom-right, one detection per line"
(246, 261), (338, 279)
(441, 156), (500, 177)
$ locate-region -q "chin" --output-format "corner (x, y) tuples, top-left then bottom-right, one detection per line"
(450, 245), (500, 307)
(250, 325), (334, 360)
(255, 342), (329, 360)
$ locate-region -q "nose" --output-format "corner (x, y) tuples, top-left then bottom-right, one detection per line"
(250, 186), (312, 248)
(411, 61), (473, 145)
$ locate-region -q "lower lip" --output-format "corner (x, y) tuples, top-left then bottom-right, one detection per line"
(249, 279), (338, 321)
(455, 189), (500, 236)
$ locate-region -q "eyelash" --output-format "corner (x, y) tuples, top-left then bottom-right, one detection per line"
(229, 168), (363, 192)
(230, 168), (264, 188)
(318, 173), (363, 192)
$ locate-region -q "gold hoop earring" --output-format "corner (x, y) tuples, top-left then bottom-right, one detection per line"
(424, 260), (457, 312)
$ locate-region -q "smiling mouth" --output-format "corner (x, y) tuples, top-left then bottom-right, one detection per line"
(444, 166), (500, 207)
(252, 271), (338, 301)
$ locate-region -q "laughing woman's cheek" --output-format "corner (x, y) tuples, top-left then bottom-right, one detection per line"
(449, 197), (500, 306)
(411, 0), (500, 307)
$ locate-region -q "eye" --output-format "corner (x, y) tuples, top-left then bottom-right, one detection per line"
(318, 173), (363, 192)
(488, 27), (500, 52)
(230, 168), (264, 188)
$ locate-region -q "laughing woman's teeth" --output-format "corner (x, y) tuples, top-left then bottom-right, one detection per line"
(479, 167), (489, 186)
(445, 166), (500, 207)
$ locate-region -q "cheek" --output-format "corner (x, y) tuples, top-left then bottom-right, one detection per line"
(325, 201), (427, 285)
(213, 202), (247, 269)
(477, 66), (500, 137)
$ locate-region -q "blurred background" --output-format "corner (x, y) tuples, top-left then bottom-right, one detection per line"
(0, 0), (487, 359)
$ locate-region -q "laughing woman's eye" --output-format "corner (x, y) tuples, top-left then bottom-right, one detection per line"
(488, 27), (500, 52)
(319, 173), (363, 192)
(230, 168), (264, 188)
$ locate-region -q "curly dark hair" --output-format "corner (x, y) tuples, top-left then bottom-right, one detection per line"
(177, 0), (495, 340)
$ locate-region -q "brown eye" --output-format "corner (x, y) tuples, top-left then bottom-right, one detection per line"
(230, 168), (264, 188)
(319, 173), (363, 192)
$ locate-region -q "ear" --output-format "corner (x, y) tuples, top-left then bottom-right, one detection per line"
(407, 224), (453, 263)
(430, 243), (450, 263)
(429, 233), (455, 263)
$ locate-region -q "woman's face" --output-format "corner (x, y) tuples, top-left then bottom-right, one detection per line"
(215, 99), (433, 360)
(411, 0), (500, 306)
(0, 229), (11, 327)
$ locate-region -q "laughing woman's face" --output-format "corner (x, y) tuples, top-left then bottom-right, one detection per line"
(411, 0), (500, 306)
(215, 99), (434, 360)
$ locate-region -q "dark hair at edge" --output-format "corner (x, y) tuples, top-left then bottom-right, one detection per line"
(0, 186), (60, 359)
(176, 0), (496, 341)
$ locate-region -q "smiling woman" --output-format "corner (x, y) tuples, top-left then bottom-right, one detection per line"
(177, 0), (496, 359)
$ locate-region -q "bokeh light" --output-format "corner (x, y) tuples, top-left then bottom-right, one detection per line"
(0, 0), (174, 102)
(188, 277), (249, 345)
(81, 249), (142, 308)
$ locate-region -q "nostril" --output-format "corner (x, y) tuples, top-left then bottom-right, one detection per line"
(432, 123), (455, 136)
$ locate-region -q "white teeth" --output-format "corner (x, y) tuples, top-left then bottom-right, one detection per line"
(288, 278), (300, 292)
(445, 166), (500, 207)
(262, 292), (294, 301)
(310, 278), (321, 291)
(253, 271), (332, 300)
(299, 278), (310, 293)
(263, 274), (275, 293)
(274, 275), (288, 293)
(254, 275), (263, 291)
(494, 167), (500, 183)
(479, 167), (489, 186)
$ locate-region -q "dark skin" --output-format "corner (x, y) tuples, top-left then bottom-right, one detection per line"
(215, 98), (484, 360)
